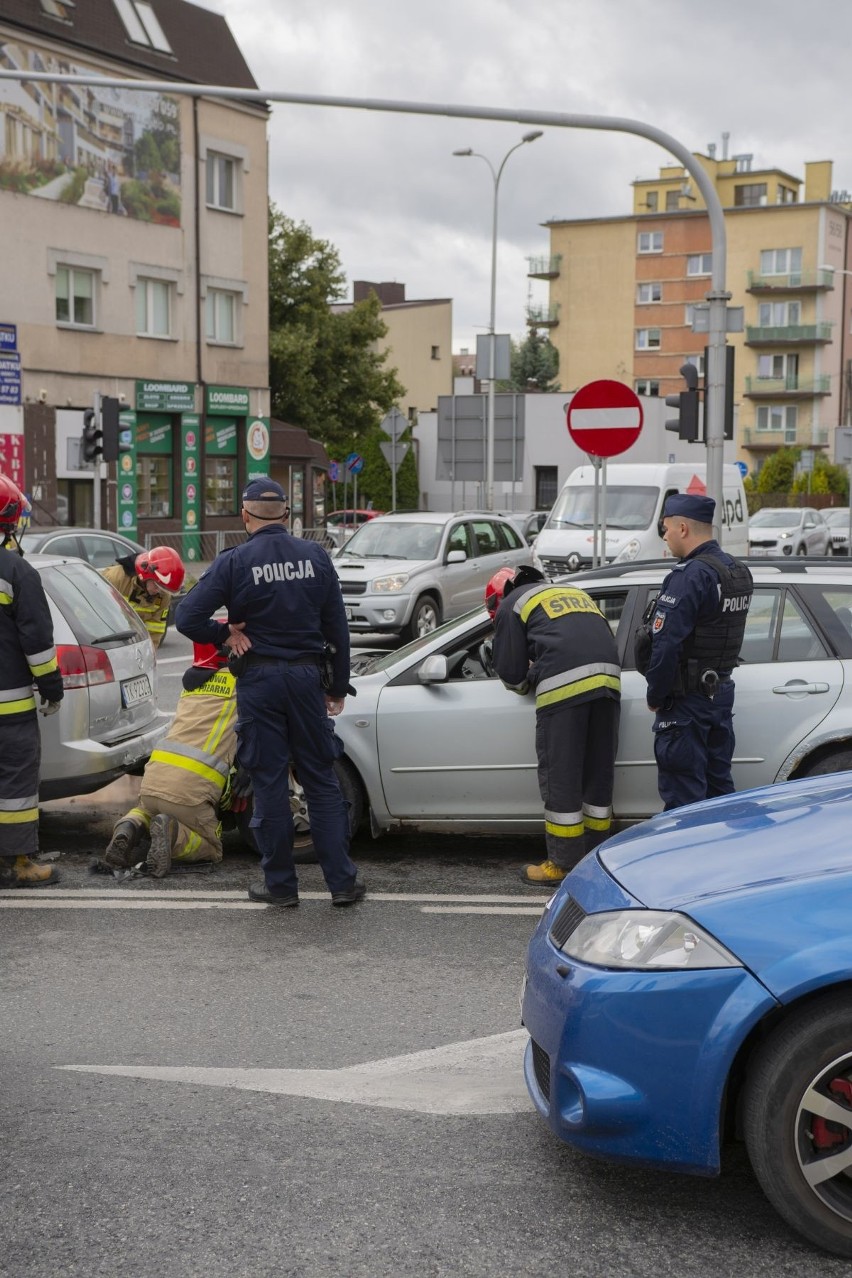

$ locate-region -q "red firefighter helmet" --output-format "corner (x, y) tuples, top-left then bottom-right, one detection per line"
(191, 643), (229, 672)
(0, 473), (28, 538)
(135, 546), (185, 592)
(484, 567), (517, 620)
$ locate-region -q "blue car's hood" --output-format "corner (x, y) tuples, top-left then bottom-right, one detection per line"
(600, 774), (852, 910)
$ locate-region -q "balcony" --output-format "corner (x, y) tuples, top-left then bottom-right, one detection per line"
(526, 304), (560, 328)
(742, 427), (830, 451)
(746, 269), (835, 293)
(743, 375), (831, 398)
(745, 323), (833, 346)
(527, 255), (562, 280)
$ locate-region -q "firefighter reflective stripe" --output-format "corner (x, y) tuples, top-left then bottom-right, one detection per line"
(0, 685), (36, 713)
(203, 695), (237, 754)
(128, 807), (151, 829)
(25, 645), (58, 677)
(583, 802), (612, 831)
(0, 793), (39, 823)
(517, 586), (605, 624)
(536, 663), (621, 710)
(0, 576), (13, 605)
(149, 745), (229, 789)
(544, 807), (584, 839)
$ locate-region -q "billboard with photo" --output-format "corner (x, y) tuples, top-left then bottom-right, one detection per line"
(0, 38), (181, 226)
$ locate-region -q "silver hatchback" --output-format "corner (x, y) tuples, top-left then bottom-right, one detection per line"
(33, 555), (169, 799)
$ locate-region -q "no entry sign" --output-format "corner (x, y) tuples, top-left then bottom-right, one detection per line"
(566, 379), (643, 458)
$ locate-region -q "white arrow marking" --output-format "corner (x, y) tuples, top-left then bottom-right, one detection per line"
(58, 1030), (531, 1116)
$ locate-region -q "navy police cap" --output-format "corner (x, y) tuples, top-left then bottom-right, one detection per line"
(663, 493), (715, 524)
(242, 477), (287, 503)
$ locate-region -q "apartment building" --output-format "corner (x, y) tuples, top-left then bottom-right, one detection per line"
(0, 0), (278, 560)
(533, 144), (852, 472)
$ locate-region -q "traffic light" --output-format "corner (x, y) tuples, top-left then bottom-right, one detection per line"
(703, 345), (736, 441)
(665, 363), (701, 443)
(81, 408), (102, 464)
(100, 396), (121, 463)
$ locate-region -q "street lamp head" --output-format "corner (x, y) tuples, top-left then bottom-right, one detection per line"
(453, 148), (474, 157)
(522, 130), (544, 144)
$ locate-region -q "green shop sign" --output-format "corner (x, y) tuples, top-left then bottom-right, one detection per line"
(180, 414), (202, 563)
(245, 416), (270, 480)
(116, 411), (138, 538)
(206, 385), (250, 416)
(136, 380), (195, 413)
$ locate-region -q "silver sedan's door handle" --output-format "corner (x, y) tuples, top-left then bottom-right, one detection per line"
(772, 681), (830, 695)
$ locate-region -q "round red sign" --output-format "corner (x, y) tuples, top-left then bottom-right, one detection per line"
(566, 379), (644, 458)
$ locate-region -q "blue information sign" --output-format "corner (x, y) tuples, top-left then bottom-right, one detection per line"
(0, 353), (21, 405)
(0, 324), (17, 353)
(328, 460), (340, 482)
(346, 451), (364, 475)
(735, 460), (748, 478)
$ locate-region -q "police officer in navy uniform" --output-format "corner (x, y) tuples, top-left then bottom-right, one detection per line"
(642, 493), (753, 811)
(175, 478), (364, 907)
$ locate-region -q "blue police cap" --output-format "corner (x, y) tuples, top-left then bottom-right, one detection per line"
(242, 477), (288, 503)
(663, 493), (715, 524)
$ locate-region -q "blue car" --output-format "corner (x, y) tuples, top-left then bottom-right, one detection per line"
(522, 773), (852, 1258)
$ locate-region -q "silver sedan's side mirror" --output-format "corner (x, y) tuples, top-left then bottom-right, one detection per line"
(418, 654), (448, 684)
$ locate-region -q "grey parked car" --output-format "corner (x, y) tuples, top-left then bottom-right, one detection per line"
(333, 510), (532, 640)
(320, 558), (852, 843)
(33, 555), (169, 799)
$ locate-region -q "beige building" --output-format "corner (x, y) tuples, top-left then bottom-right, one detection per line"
(0, 0), (279, 558)
(534, 145), (852, 472)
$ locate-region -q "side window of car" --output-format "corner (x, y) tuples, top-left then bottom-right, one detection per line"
(447, 522), (473, 557)
(45, 536), (81, 559)
(81, 535), (122, 569)
(777, 592), (828, 662)
(739, 589), (779, 663)
(470, 521), (500, 556)
(496, 522), (522, 551)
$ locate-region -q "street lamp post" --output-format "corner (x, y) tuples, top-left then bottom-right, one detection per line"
(454, 130), (543, 511)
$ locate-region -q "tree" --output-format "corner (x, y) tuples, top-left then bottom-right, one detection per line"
(753, 447), (849, 503)
(267, 206), (405, 461)
(498, 327), (560, 393)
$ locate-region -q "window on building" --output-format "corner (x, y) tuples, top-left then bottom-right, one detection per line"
(757, 404), (798, 440)
(687, 252), (713, 276)
(39, 0), (75, 18)
(113, 0), (172, 52)
(636, 282), (662, 304)
(635, 328), (661, 350)
(643, 191), (658, 212)
(431, 345), (440, 360)
(734, 183), (768, 207)
(684, 353), (706, 377)
(759, 247), (802, 277)
(205, 289), (237, 343)
(685, 304), (700, 327)
(55, 266), (95, 327)
(777, 186), (797, 205)
(205, 457), (237, 515)
(635, 379), (660, 397)
(758, 300), (801, 327)
(665, 190), (680, 210)
(637, 231), (663, 254)
(135, 278), (172, 338)
(206, 152), (237, 211)
(757, 353), (798, 385)
(137, 455), (172, 517)
(535, 466), (558, 509)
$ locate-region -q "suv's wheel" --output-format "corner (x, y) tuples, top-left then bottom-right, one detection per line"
(798, 748), (852, 778)
(796, 542), (807, 555)
(234, 759), (364, 863)
(743, 993), (852, 1257)
(403, 595), (441, 642)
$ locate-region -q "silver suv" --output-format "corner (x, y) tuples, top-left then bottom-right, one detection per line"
(333, 510), (532, 640)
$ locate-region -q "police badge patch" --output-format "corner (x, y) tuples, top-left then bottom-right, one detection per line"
(652, 611), (666, 633)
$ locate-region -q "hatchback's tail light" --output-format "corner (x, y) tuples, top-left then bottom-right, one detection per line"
(56, 644), (115, 688)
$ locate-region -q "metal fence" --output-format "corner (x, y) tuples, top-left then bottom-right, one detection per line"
(141, 527), (336, 574)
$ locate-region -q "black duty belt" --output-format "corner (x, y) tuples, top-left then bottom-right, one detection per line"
(244, 652), (319, 666)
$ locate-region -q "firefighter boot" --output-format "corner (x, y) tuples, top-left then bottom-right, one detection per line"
(148, 814), (178, 879)
(105, 819), (142, 870)
(520, 859), (568, 886)
(10, 856), (59, 887)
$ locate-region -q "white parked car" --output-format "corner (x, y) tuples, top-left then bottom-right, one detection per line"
(748, 507), (831, 557)
(823, 508), (851, 556)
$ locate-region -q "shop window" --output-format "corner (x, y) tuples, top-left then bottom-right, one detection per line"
(205, 456), (237, 515)
(137, 455), (172, 518)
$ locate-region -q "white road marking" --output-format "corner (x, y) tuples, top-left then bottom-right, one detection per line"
(58, 1029), (531, 1115)
(0, 888), (549, 911)
(421, 905), (544, 916)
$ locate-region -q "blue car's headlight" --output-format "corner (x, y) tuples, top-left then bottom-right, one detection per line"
(557, 909), (741, 970)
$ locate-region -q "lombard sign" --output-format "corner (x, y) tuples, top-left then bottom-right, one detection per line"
(206, 385), (250, 416)
(136, 380), (195, 412)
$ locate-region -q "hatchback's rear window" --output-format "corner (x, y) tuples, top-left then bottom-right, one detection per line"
(43, 562), (148, 646)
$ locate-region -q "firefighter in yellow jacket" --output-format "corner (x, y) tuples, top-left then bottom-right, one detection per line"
(100, 546), (185, 650)
(103, 644), (241, 877)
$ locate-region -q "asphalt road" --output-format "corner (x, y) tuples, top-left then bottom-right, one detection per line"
(1, 633), (845, 1276)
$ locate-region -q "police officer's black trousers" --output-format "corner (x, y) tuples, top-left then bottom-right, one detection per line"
(535, 695), (620, 870)
(236, 662), (358, 896)
(652, 683), (736, 811)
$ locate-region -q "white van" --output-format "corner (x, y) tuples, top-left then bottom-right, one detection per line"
(533, 462), (748, 576)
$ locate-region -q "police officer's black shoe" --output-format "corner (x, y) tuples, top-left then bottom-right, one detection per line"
(247, 882), (300, 906)
(331, 877), (366, 907)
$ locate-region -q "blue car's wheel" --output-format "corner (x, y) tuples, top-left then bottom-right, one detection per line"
(743, 992), (852, 1257)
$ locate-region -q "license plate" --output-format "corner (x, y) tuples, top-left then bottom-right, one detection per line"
(121, 674), (152, 707)
(345, 606), (353, 621)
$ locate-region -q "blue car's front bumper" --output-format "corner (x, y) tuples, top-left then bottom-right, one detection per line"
(521, 857), (779, 1176)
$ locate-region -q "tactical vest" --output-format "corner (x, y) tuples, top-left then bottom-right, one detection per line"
(682, 548), (753, 673)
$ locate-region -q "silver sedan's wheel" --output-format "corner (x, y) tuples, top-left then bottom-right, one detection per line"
(743, 994), (852, 1257)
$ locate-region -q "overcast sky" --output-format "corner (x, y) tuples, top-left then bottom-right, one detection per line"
(199, 0), (852, 353)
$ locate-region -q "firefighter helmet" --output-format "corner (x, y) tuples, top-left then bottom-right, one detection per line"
(191, 643), (229, 672)
(484, 567), (517, 620)
(135, 546), (185, 592)
(0, 473), (28, 539)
